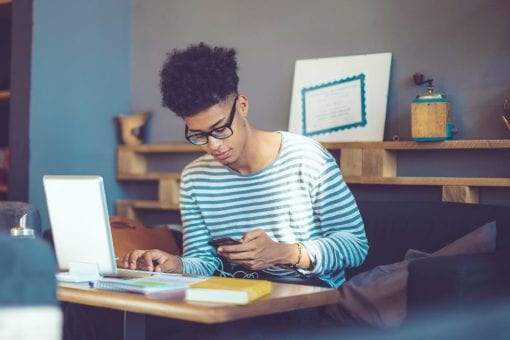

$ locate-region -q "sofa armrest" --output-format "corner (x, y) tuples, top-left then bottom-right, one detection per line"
(406, 253), (510, 316)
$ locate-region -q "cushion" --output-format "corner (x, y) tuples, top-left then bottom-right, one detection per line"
(325, 221), (496, 328)
(432, 221), (496, 256)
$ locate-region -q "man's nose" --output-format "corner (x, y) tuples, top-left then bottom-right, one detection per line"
(207, 136), (223, 149)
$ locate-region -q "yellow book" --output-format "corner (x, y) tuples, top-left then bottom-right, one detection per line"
(185, 277), (272, 305)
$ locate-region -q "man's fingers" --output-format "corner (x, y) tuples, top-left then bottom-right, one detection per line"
(218, 242), (255, 254)
(120, 249), (176, 272)
(221, 250), (255, 261)
(120, 249), (149, 269)
(241, 228), (264, 243)
(142, 252), (155, 271)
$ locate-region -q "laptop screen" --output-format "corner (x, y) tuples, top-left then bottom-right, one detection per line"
(43, 175), (118, 275)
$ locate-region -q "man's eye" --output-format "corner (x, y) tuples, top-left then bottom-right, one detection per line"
(213, 127), (227, 133)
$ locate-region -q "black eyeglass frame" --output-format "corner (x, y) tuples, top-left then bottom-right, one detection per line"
(185, 96), (238, 145)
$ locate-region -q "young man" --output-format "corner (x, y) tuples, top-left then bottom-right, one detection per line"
(123, 42), (368, 288)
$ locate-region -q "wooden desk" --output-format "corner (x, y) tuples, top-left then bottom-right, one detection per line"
(59, 281), (339, 339)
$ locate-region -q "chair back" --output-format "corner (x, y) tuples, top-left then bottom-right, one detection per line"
(109, 216), (181, 263)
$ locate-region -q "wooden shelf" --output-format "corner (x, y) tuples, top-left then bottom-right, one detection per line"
(116, 139), (510, 217)
(0, 0), (11, 196)
(326, 139), (510, 204)
(116, 200), (180, 220)
(117, 172), (181, 181)
(344, 176), (510, 187)
(118, 144), (202, 154)
(323, 139), (510, 150)
(0, 90), (10, 101)
(116, 144), (200, 219)
(118, 200), (180, 211)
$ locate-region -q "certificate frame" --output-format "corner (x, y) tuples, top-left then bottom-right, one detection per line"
(289, 52), (392, 142)
(301, 73), (367, 137)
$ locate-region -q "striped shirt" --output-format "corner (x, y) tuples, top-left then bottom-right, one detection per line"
(179, 131), (368, 287)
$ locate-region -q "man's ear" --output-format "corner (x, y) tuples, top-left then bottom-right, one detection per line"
(238, 94), (249, 119)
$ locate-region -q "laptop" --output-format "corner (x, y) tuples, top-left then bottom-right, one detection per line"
(43, 175), (150, 282)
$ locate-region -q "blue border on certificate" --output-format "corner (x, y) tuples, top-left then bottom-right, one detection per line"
(300, 73), (367, 137)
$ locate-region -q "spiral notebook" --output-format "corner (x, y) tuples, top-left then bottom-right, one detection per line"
(91, 273), (205, 296)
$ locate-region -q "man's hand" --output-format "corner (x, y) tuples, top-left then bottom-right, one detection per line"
(217, 229), (295, 270)
(121, 249), (182, 273)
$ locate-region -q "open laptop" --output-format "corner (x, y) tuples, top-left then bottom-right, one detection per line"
(43, 175), (150, 282)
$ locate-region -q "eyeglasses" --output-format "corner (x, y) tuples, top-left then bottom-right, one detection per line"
(185, 96), (238, 145)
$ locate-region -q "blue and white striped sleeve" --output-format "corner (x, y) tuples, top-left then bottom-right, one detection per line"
(178, 170), (221, 276)
(299, 156), (368, 284)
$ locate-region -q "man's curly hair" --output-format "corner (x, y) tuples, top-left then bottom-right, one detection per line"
(160, 42), (239, 118)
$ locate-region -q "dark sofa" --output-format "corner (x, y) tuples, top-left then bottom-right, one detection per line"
(349, 200), (510, 279)
(345, 200), (510, 326)
(265, 200), (510, 339)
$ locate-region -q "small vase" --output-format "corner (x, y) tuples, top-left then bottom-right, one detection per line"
(115, 111), (151, 146)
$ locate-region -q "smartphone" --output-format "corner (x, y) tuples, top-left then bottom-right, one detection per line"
(208, 237), (241, 248)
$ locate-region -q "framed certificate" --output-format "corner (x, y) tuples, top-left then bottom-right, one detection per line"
(289, 52), (392, 142)
(301, 74), (366, 137)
